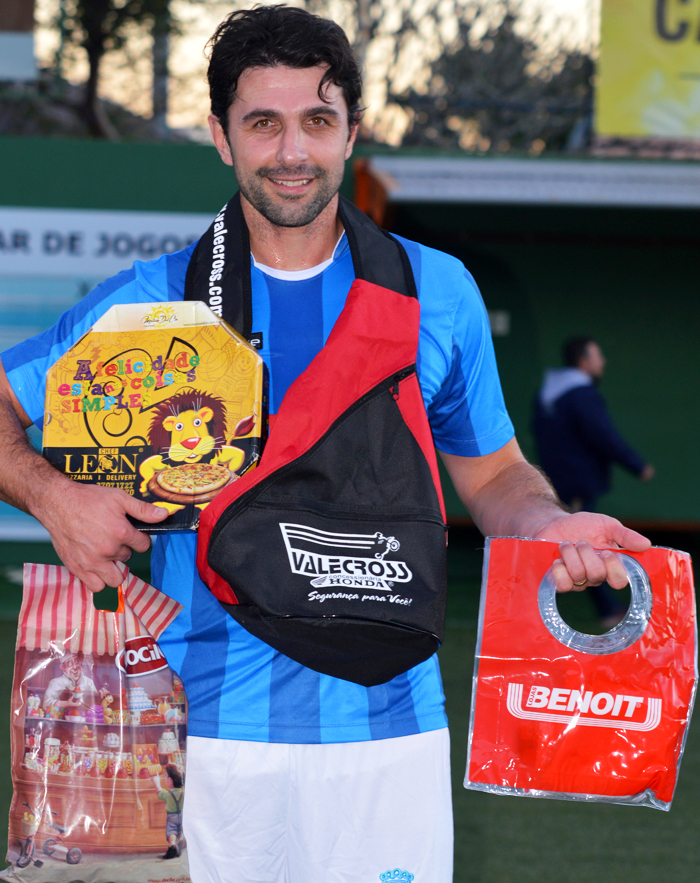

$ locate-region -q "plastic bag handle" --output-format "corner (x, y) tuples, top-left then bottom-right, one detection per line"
(538, 553), (653, 655)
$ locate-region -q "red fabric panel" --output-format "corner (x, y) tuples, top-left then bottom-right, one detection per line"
(395, 374), (447, 523)
(197, 278), (420, 599)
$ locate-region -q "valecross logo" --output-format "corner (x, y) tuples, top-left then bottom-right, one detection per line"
(506, 683), (662, 731)
(280, 523), (413, 591)
(116, 635), (168, 678)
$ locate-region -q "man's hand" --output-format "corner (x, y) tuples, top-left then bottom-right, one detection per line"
(0, 358), (167, 592)
(34, 480), (168, 592)
(533, 511), (651, 593)
(440, 440), (651, 594)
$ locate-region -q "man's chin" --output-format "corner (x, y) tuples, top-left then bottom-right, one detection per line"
(257, 202), (333, 228)
(240, 183), (339, 229)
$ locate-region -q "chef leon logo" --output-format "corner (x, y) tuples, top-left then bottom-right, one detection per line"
(506, 683), (662, 731)
(116, 636), (168, 678)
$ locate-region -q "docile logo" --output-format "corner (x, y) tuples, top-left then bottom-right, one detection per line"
(116, 635), (168, 677)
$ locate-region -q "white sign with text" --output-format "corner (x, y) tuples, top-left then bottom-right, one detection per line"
(0, 206), (212, 277)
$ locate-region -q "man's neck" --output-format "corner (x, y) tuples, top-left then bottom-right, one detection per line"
(241, 193), (344, 271)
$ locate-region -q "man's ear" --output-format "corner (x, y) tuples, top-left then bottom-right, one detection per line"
(209, 114), (234, 167)
(344, 122), (359, 161)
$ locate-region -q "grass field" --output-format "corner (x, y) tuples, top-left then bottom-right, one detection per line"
(0, 529), (698, 881)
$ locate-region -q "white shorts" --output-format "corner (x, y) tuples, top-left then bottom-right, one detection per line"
(183, 729), (453, 883)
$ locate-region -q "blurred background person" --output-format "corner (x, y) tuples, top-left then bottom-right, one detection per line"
(533, 336), (654, 627)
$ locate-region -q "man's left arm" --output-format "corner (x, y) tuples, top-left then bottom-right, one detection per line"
(440, 438), (651, 592)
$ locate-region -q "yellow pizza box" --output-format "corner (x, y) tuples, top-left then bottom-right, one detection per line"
(42, 301), (268, 531)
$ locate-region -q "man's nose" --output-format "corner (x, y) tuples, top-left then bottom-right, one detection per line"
(275, 124), (309, 167)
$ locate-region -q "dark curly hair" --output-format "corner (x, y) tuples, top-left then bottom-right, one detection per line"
(207, 5), (363, 132)
(164, 763), (184, 789)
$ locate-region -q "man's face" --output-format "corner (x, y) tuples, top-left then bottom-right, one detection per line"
(61, 655), (83, 682)
(580, 342), (606, 380)
(209, 65), (357, 228)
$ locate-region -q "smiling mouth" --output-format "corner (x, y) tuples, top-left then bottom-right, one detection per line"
(269, 178), (312, 187)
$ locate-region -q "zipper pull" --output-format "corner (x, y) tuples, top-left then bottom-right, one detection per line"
(391, 367), (413, 400)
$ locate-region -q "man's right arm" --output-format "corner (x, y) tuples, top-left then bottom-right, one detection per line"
(0, 359), (167, 591)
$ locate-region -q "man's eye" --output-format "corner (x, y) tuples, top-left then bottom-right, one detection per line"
(256, 119), (272, 128)
(309, 117), (325, 126)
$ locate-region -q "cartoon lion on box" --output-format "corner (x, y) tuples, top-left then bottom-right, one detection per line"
(139, 392), (253, 513)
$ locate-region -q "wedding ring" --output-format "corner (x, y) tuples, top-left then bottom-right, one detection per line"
(573, 579), (587, 586)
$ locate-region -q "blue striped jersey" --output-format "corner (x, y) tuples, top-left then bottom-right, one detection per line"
(2, 232), (514, 743)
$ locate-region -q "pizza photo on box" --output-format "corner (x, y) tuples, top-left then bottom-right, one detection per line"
(148, 463), (235, 504)
(138, 392), (253, 512)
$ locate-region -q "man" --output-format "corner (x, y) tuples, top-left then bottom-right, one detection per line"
(42, 651), (105, 709)
(0, 8), (649, 882)
(533, 337), (654, 628)
(533, 337), (654, 514)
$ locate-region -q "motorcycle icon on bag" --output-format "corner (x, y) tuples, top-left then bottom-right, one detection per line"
(15, 803), (82, 868)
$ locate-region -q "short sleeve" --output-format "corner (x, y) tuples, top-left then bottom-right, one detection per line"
(402, 237), (514, 457)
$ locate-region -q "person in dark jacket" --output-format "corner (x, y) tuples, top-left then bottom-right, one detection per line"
(534, 338), (654, 511)
(533, 337), (654, 626)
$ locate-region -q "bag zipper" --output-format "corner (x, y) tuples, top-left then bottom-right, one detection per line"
(250, 499), (445, 526)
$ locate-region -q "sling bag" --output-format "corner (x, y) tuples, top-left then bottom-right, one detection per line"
(186, 193), (448, 687)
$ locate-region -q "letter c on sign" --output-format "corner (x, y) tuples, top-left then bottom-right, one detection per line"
(655, 0), (689, 41)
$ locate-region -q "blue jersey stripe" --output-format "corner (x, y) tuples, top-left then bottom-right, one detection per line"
(319, 674), (372, 742)
(368, 671), (421, 740)
(267, 274), (324, 413)
(268, 656), (321, 743)
(165, 243), (195, 301)
(150, 534), (193, 673)
(426, 340), (477, 453)
(408, 653), (447, 731)
(176, 572), (234, 737)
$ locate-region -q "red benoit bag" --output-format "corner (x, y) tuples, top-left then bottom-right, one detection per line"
(465, 537), (697, 810)
(5, 564), (190, 881)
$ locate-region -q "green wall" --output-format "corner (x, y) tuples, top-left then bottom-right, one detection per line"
(0, 136), (236, 212)
(2, 136), (697, 525)
(394, 202), (700, 525)
(0, 135), (355, 211)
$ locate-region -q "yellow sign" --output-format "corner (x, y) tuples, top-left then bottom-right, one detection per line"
(597, 0), (700, 137)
